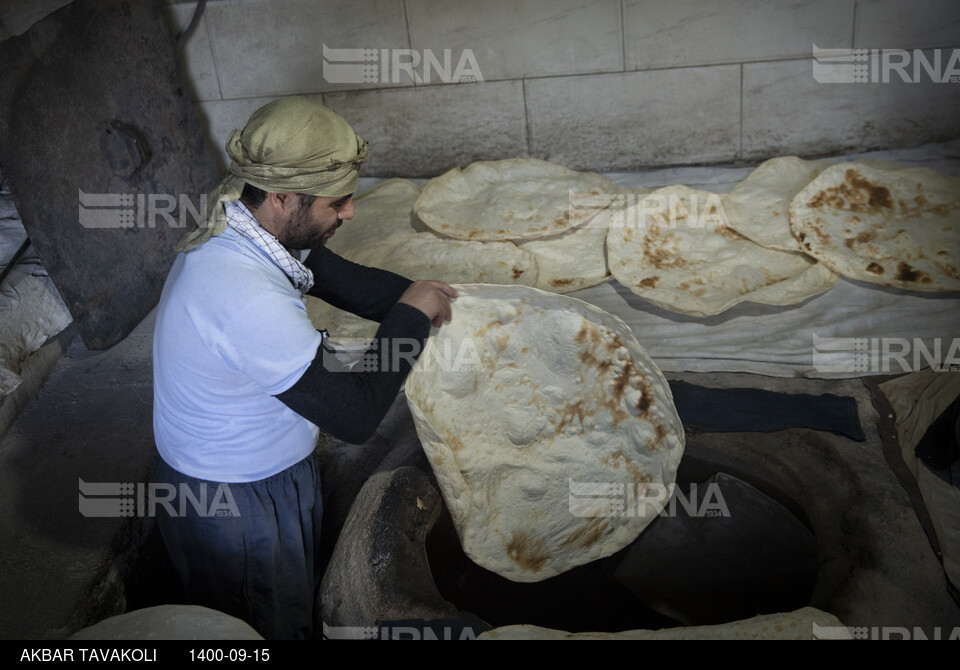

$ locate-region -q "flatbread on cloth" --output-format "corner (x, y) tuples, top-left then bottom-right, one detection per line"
(517, 188), (651, 293)
(414, 159), (621, 241)
(723, 156), (834, 252)
(404, 284), (685, 582)
(606, 186), (838, 317)
(331, 177), (540, 288)
(789, 161), (960, 291)
(343, 233), (539, 287)
(305, 297), (378, 340)
(517, 224), (608, 292)
(326, 178), (427, 257)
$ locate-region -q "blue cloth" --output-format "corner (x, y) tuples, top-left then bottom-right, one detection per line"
(153, 455), (323, 640)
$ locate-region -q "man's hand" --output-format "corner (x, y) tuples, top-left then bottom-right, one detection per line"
(397, 280), (458, 328)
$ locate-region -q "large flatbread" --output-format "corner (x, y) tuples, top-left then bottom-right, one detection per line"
(405, 284), (685, 582)
(517, 188), (652, 293)
(342, 233), (539, 287)
(789, 161), (960, 291)
(723, 157), (833, 252)
(326, 178), (426, 257)
(414, 159), (620, 241)
(517, 224), (609, 293)
(305, 297), (377, 339)
(606, 186), (838, 317)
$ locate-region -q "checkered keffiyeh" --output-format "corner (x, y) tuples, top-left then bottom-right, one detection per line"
(224, 200), (314, 295)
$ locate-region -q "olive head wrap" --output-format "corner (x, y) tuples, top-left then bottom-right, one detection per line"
(176, 96), (368, 252)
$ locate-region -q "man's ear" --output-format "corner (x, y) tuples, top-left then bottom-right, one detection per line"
(266, 191), (298, 215)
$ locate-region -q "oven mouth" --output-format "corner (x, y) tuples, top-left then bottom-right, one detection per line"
(425, 462), (819, 632)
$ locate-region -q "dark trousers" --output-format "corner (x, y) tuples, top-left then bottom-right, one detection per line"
(153, 455), (323, 640)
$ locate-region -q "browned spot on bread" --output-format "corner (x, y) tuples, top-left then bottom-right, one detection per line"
(643, 230), (687, 270)
(845, 229), (876, 249)
(611, 361), (635, 403)
(560, 517), (607, 550)
(550, 278), (574, 287)
(512, 266), (524, 279)
(506, 533), (549, 572)
(714, 225), (743, 240)
(807, 169), (893, 213)
(866, 262), (884, 275)
(556, 400), (586, 435)
(652, 423), (667, 450)
(635, 383), (652, 413)
(896, 262), (932, 284)
(447, 434), (467, 452)
(637, 276), (659, 289)
(579, 349), (612, 376)
(929, 203), (953, 217)
(605, 334), (625, 354)
(575, 319), (603, 347)
(935, 261), (959, 280)
(475, 319), (504, 338)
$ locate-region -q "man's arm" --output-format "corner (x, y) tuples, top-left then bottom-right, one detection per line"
(303, 245), (412, 322)
(275, 280), (458, 443)
(274, 302), (430, 444)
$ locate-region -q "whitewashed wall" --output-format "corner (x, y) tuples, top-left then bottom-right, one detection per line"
(162, 0), (960, 176)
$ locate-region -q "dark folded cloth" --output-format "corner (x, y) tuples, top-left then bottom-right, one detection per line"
(667, 381), (866, 442)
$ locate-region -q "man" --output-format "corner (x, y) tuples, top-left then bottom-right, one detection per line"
(152, 97), (456, 639)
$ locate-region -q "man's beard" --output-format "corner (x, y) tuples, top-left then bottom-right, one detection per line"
(282, 203), (327, 250)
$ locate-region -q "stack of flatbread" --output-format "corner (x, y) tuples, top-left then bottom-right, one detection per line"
(309, 155), (959, 332)
(308, 177), (539, 338)
(414, 158), (637, 294)
(607, 184), (839, 317)
(789, 161), (960, 292)
(309, 159), (636, 336)
(607, 156), (960, 316)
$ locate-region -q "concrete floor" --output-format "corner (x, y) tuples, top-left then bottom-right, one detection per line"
(1, 307), (958, 639)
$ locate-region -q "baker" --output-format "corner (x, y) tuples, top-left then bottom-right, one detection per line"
(151, 96), (456, 640)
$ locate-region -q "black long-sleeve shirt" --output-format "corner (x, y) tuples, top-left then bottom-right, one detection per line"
(274, 246), (431, 444)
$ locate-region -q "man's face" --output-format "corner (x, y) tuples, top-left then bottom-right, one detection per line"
(281, 193), (355, 249)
